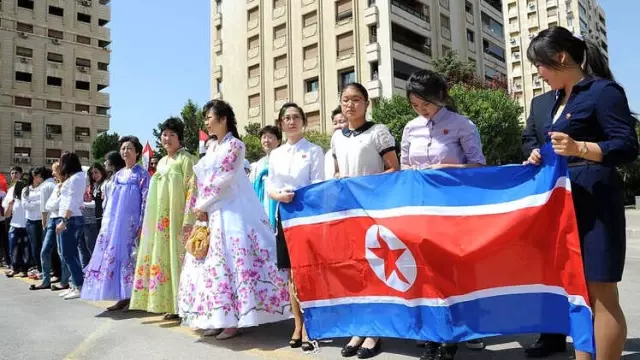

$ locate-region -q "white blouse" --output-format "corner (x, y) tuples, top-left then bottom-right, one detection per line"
(22, 185), (42, 221)
(266, 138), (325, 194)
(9, 198), (26, 229)
(59, 171), (87, 218)
(331, 122), (396, 177)
(45, 186), (62, 219)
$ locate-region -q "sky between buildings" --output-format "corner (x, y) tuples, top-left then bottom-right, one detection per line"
(109, 0), (640, 148)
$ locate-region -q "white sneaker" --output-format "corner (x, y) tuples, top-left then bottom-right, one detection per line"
(58, 288), (73, 297)
(63, 288), (81, 300)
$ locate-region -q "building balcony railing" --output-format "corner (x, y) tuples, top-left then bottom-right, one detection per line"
(391, 0), (430, 22)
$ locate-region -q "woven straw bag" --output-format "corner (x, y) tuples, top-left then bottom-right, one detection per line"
(185, 221), (210, 260)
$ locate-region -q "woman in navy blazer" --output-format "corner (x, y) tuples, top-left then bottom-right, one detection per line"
(525, 26), (638, 360)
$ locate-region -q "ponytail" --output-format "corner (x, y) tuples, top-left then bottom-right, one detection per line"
(583, 39), (614, 81)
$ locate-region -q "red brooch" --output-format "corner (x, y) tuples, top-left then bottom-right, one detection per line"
(301, 154), (307, 159)
(443, 129), (449, 135)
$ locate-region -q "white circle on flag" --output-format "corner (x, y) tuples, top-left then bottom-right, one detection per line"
(365, 225), (417, 293)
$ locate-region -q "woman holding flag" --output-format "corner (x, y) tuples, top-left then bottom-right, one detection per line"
(129, 118), (197, 318)
(525, 27), (638, 360)
(401, 70), (486, 360)
(331, 83), (399, 359)
(267, 103), (324, 351)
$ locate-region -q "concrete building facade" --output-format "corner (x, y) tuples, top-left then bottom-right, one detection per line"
(0, 0), (111, 170)
(211, 0), (507, 132)
(503, 0), (607, 117)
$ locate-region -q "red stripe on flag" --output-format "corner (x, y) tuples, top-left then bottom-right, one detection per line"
(284, 189), (587, 303)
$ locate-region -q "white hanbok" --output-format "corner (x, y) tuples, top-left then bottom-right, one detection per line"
(178, 132), (290, 330)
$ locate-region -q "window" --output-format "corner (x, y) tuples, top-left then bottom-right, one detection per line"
(98, 18), (109, 26)
(75, 127), (91, 137)
(303, 44), (318, 60)
(249, 94), (260, 108)
(466, 29), (475, 43)
(369, 26), (377, 43)
(76, 35), (91, 44)
(274, 24), (286, 39)
(306, 111), (320, 130)
(17, 0), (34, 10)
(48, 53), (63, 63)
(46, 125), (63, 135)
(46, 149), (62, 158)
(15, 72), (32, 82)
(305, 78), (319, 93)
(97, 84), (108, 91)
(338, 68), (355, 92)
(248, 65), (260, 79)
(481, 12), (504, 39)
(46, 101), (62, 110)
(248, 7), (259, 22)
(99, 40), (111, 49)
(274, 86), (288, 101)
(15, 97), (32, 107)
(76, 81), (90, 90)
(14, 147), (31, 158)
(337, 32), (354, 57)
(484, 0), (501, 12)
(48, 29), (64, 39)
(248, 35), (259, 49)
(465, 1), (473, 15)
(391, 23), (432, 56)
(440, 14), (451, 31)
(442, 45), (451, 56)
(303, 11), (318, 27)
(482, 39), (505, 62)
(77, 13), (92, 24)
(274, 55), (287, 70)
(75, 104), (90, 113)
(336, 0), (353, 22)
(76, 58), (91, 68)
(16, 47), (33, 57)
(49, 6), (64, 17)
(393, 59), (421, 81)
(47, 77), (62, 86)
(273, 0), (285, 9)
(97, 106), (110, 115)
(98, 62), (109, 71)
(216, 80), (223, 93)
(15, 122), (32, 131)
(17, 22), (33, 33)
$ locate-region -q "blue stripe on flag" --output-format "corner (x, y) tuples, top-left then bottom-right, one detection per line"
(303, 292), (594, 353)
(281, 144), (567, 221)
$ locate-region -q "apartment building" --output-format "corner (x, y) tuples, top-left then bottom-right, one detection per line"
(0, 0), (111, 170)
(503, 0), (607, 117)
(211, 0), (507, 132)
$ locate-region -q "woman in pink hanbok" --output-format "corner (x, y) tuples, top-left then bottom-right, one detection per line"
(178, 100), (290, 340)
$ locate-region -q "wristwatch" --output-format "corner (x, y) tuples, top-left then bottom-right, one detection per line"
(62, 218), (69, 226)
(578, 141), (589, 158)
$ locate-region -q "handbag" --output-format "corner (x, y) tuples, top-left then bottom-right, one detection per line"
(185, 220), (210, 260)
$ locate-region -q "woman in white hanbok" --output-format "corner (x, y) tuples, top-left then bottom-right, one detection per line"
(178, 100), (290, 340)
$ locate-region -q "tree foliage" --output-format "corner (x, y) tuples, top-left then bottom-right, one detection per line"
(306, 130), (331, 152)
(244, 122), (262, 137)
(431, 51), (508, 90)
(91, 131), (120, 164)
(371, 95), (415, 147)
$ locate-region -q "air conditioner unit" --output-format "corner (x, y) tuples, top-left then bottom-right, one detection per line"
(46, 158), (56, 165)
(76, 135), (84, 141)
(528, 3), (536, 10)
(510, 38), (517, 44)
(81, 0), (92, 6)
(77, 66), (88, 72)
(19, 32), (28, 38)
(46, 133), (54, 140)
(52, 38), (60, 45)
(20, 57), (29, 63)
(14, 130), (23, 137)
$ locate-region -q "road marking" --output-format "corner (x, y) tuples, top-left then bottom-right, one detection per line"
(63, 321), (112, 360)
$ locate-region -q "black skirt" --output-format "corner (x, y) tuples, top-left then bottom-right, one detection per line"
(275, 205), (291, 270)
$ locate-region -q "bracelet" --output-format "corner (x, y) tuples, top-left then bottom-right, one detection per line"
(578, 141), (589, 158)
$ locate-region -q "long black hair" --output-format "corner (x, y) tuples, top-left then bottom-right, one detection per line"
(104, 151), (125, 175)
(23, 168), (35, 197)
(88, 163), (107, 187)
(527, 26), (613, 81)
(203, 100), (240, 140)
(406, 70), (457, 112)
(59, 152), (83, 179)
(13, 180), (26, 201)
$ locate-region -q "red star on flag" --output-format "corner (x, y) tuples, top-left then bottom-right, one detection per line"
(369, 230), (410, 284)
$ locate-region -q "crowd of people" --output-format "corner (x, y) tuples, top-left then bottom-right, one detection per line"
(0, 26), (636, 360)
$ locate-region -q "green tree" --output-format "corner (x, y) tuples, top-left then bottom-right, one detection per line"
(306, 130), (331, 151)
(152, 123), (168, 158)
(242, 123), (264, 163)
(449, 84), (523, 165)
(244, 122), (262, 137)
(371, 95), (416, 147)
(91, 131), (120, 164)
(431, 51), (478, 87)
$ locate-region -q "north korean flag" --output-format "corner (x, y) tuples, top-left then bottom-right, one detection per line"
(280, 144), (594, 354)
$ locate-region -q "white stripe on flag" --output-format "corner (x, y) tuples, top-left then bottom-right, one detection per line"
(282, 176), (571, 229)
(301, 284), (590, 313)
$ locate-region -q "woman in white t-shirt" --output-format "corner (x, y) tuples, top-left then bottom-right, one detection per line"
(331, 83), (399, 359)
(4, 180), (29, 278)
(267, 103), (324, 352)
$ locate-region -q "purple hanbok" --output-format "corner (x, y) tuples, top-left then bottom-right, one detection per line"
(81, 165), (150, 301)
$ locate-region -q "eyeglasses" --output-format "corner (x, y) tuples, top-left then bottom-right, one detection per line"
(340, 97), (364, 105)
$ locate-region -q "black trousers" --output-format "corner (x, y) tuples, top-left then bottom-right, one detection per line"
(0, 219), (10, 266)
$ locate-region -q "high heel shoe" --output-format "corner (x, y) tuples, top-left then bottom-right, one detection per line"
(301, 341), (315, 352)
(356, 339), (382, 359)
(289, 338), (302, 348)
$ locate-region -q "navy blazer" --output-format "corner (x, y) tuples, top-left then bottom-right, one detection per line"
(521, 91), (556, 158)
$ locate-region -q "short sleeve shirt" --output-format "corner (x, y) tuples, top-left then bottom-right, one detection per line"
(331, 122), (396, 177)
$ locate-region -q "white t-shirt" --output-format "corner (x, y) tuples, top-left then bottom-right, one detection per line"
(324, 151), (336, 180)
(266, 138), (325, 194)
(9, 198), (26, 228)
(45, 186), (62, 219)
(331, 122), (396, 177)
(59, 171), (87, 218)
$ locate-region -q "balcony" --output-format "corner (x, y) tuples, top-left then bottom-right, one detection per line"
(249, 105), (260, 118)
(274, 67), (287, 80)
(213, 13), (222, 27)
(304, 91), (319, 105)
(546, 0), (558, 7)
(466, 12), (474, 24)
(248, 75), (260, 88)
(213, 39), (222, 54)
(391, 0), (430, 23)
(467, 40), (476, 52)
(303, 56), (318, 71)
(302, 23), (318, 38)
(94, 92), (110, 106)
(509, 23), (520, 33)
(364, 5), (378, 26)
(248, 17), (259, 31)
(441, 28), (451, 40)
(248, 46), (260, 59)
(366, 79), (381, 99)
(365, 42), (380, 63)
(273, 36), (287, 50)
(273, 6), (286, 20)
(214, 65), (222, 79)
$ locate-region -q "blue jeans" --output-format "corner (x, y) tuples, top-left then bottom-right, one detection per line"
(55, 221), (70, 287)
(8, 227), (29, 273)
(79, 222), (98, 268)
(41, 218), (65, 286)
(26, 220), (43, 272)
(59, 217), (84, 288)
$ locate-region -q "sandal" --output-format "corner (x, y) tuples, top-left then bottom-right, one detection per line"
(106, 299), (130, 311)
(51, 284), (70, 291)
(4, 271), (16, 278)
(163, 313), (180, 320)
(29, 283), (51, 290)
(289, 338), (302, 348)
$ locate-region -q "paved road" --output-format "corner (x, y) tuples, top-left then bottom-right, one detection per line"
(3, 212), (640, 360)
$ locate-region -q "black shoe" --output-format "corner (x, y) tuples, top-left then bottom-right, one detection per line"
(289, 338), (302, 348)
(356, 339), (381, 359)
(524, 335), (566, 358)
(341, 344), (360, 358)
(420, 342), (440, 360)
(301, 341), (315, 352)
(434, 344), (457, 360)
